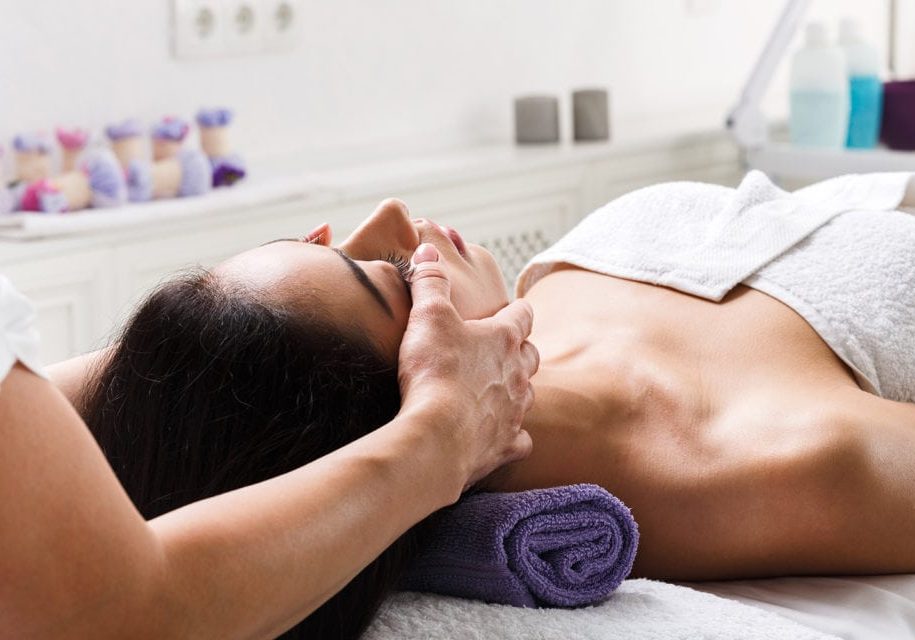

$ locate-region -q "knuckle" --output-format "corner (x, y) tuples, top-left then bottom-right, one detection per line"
(510, 371), (529, 394)
(410, 264), (448, 281)
(516, 430), (534, 456)
(512, 299), (534, 332)
(499, 324), (519, 351)
(516, 299), (534, 320)
(413, 298), (452, 321)
(523, 341), (540, 369)
(524, 383), (535, 408)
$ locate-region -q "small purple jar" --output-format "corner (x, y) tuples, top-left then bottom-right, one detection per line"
(881, 80), (915, 151)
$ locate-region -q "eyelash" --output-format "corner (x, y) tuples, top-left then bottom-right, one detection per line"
(384, 252), (414, 283)
(307, 234), (413, 284)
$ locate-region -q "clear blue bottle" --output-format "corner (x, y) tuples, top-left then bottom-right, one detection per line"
(847, 77), (883, 148)
(840, 19), (883, 149)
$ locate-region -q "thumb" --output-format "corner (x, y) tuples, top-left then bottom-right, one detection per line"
(408, 243), (452, 304)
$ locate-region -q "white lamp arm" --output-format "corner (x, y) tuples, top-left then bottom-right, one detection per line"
(727, 0), (812, 148)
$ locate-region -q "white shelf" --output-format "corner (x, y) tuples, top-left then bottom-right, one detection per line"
(728, 0), (910, 184)
(746, 142), (915, 183)
(0, 131), (736, 242)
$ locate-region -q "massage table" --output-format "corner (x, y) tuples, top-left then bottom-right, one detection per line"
(366, 574), (915, 639)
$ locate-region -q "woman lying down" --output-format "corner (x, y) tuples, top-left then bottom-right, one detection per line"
(54, 170), (915, 638)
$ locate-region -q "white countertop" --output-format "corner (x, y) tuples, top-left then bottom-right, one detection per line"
(0, 129), (735, 250)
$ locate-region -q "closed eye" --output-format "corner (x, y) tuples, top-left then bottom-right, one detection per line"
(331, 248), (396, 319)
(383, 253), (414, 283)
(257, 238), (400, 317)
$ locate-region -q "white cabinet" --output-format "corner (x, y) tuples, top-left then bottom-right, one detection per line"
(1, 249), (114, 364)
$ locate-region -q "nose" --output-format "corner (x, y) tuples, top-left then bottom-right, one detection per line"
(339, 198), (420, 259)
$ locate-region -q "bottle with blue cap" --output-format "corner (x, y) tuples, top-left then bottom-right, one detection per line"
(839, 17), (883, 149)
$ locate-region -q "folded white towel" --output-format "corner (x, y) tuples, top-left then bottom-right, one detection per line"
(365, 579), (840, 640)
(517, 170), (915, 401)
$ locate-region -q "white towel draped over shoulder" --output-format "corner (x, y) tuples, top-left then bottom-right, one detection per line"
(0, 275), (46, 387)
(517, 170), (915, 401)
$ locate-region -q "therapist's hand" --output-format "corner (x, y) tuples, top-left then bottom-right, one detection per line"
(397, 243), (538, 496)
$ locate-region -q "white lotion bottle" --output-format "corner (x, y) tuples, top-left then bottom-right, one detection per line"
(789, 22), (849, 148)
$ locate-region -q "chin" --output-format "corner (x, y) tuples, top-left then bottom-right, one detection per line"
(452, 246), (510, 318)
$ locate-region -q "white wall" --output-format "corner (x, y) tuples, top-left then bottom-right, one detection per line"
(0, 0), (897, 165)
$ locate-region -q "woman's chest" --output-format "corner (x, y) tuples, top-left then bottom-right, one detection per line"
(525, 267), (859, 395)
(493, 268), (861, 493)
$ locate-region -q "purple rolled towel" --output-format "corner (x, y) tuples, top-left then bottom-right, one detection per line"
(401, 484), (639, 608)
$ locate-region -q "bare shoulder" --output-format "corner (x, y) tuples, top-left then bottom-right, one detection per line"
(630, 385), (915, 579)
(837, 386), (915, 429)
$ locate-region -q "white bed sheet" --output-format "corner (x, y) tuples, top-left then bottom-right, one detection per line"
(368, 579), (840, 639)
(686, 574), (915, 640)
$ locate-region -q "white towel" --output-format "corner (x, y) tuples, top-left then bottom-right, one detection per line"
(365, 579), (840, 640)
(0, 275), (47, 386)
(517, 170), (915, 401)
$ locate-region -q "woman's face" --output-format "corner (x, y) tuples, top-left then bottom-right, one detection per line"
(215, 199), (509, 361)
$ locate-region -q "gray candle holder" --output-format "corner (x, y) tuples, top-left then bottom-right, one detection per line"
(572, 88), (610, 142)
(514, 95), (560, 144)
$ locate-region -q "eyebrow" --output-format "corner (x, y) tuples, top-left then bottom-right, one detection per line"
(260, 238), (395, 318)
(330, 248), (395, 319)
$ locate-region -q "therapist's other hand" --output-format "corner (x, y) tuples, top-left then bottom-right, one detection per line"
(397, 243), (537, 496)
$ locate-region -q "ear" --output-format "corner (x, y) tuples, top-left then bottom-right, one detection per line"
(304, 223), (332, 246)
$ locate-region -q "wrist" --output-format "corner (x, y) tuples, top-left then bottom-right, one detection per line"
(386, 402), (467, 506)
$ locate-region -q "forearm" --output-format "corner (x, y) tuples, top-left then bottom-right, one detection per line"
(150, 407), (461, 639)
(4, 366), (460, 640)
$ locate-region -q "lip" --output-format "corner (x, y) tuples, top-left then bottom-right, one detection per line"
(438, 224), (467, 257)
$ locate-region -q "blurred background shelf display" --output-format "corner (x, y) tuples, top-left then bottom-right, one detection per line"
(728, 0), (915, 185)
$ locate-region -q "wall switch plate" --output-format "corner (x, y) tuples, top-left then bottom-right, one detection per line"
(172, 0), (226, 59)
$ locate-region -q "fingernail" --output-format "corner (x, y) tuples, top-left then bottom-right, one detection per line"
(412, 243), (439, 264)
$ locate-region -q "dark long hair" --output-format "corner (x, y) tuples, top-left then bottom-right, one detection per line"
(80, 270), (414, 639)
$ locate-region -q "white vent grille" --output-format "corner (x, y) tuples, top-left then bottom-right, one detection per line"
(480, 228), (552, 288)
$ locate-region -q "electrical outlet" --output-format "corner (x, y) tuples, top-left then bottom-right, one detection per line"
(172, 0), (301, 58)
(172, 0), (225, 59)
(223, 0), (264, 55)
(261, 0), (302, 52)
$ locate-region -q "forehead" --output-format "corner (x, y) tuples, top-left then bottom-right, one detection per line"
(213, 241), (404, 360)
(215, 241), (346, 305)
